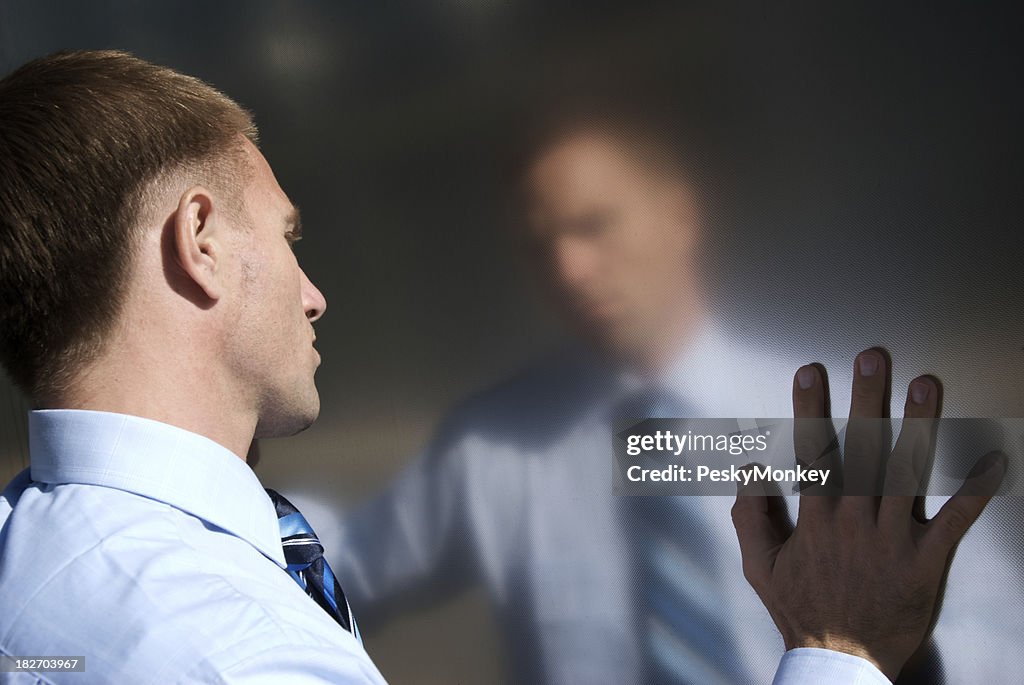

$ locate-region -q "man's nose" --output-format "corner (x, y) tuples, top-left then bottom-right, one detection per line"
(300, 269), (327, 322)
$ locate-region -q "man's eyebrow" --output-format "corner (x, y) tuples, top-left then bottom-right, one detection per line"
(285, 207), (303, 242)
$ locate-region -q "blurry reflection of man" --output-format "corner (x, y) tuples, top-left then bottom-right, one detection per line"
(332, 100), (1014, 684)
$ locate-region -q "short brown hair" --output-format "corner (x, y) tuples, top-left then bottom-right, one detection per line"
(0, 50), (258, 401)
(502, 82), (708, 206)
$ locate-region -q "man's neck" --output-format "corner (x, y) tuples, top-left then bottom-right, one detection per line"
(616, 300), (705, 381)
(50, 358), (256, 461)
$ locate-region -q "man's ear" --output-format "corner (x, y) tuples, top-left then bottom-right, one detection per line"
(172, 186), (224, 301)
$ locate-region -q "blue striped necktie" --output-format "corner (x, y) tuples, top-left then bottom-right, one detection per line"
(615, 388), (742, 685)
(265, 488), (360, 643)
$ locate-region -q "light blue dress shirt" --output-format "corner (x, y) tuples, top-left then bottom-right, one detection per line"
(0, 409), (387, 685)
(329, 326), (898, 684)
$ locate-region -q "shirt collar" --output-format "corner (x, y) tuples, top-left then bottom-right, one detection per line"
(610, 322), (712, 390)
(28, 409), (286, 568)
(609, 320), (738, 417)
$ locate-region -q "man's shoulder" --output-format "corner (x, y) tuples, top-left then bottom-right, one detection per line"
(0, 483), (363, 682)
(0, 481), (187, 570)
(437, 343), (608, 445)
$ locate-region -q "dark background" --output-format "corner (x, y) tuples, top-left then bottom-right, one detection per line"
(2, 2), (1022, 682)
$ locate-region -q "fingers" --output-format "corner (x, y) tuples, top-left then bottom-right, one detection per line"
(848, 349), (888, 419)
(732, 471), (793, 595)
(793, 364), (826, 421)
(793, 364), (838, 512)
(844, 349), (889, 499)
(921, 451), (1006, 559)
(903, 376), (939, 420)
(878, 376), (940, 528)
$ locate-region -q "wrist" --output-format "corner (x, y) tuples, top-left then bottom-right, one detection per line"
(791, 637), (898, 681)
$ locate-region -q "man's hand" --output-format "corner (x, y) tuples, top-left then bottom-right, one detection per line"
(731, 349), (1006, 681)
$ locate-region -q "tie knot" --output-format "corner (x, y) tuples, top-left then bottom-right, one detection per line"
(265, 487), (301, 518)
(266, 488), (325, 566)
(265, 489), (359, 638)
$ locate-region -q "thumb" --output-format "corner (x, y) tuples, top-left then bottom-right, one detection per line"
(922, 450), (1005, 558)
(731, 464), (793, 592)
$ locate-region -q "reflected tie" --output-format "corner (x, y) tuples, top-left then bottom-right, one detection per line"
(615, 388), (742, 685)
(266, 488), (360, 643)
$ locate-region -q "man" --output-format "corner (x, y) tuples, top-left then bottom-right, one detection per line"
(332, 100), (1013, 683)
(0, 51), (384, 683)
(0, 51), (997, 685)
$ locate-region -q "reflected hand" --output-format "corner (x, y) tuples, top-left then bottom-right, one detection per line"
(731, 349), (1005, 680)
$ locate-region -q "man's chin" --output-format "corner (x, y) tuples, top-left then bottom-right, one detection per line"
(578, 323), (654, 369)
(253, 393), (321, 439)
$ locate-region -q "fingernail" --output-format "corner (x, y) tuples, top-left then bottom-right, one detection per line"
(797, 366), (816, 389)
(858, 353), (879, 377)
(910, 379), (931, 404)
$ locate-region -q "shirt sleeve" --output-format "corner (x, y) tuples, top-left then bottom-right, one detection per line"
(332, 418), (475, 618)
(211, 643), (389, 685)
(773, 648), (891, 685)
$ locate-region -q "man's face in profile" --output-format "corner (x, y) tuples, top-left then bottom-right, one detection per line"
(228, 140), (327, 438)
(522, 129), (701, 363)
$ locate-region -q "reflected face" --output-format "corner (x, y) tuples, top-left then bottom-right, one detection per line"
(522, 130), (700, 361)
(230, 141), (327, 438)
